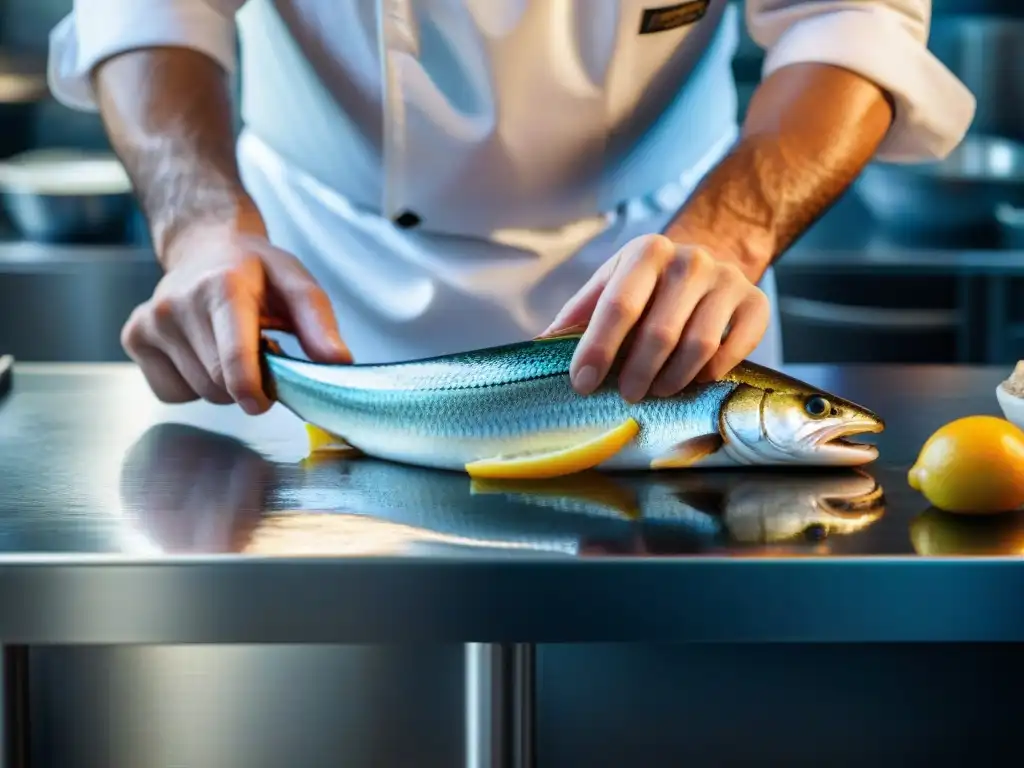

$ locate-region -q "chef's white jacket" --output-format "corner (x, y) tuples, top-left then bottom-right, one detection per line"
(48, 0), (974, 365)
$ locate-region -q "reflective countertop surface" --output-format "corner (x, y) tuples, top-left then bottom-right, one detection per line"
(0, 363), (1015, 560)
(1, 363), (1022, 644)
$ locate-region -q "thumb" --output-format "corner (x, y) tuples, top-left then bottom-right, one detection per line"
(263, 254), (352, 363)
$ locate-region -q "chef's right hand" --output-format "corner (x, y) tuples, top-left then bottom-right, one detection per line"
(121, 211), (351, 415)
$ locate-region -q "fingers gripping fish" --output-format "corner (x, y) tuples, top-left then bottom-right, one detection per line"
(260, 326), (884, 479)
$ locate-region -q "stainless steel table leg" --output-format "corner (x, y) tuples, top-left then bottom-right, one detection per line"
(465, 643), (535, 768)
(2, 646), (30, 768)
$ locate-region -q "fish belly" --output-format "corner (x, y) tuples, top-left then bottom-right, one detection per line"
(278, 375), (621, 470)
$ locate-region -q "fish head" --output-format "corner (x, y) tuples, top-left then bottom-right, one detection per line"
(720, 364), (884, 466)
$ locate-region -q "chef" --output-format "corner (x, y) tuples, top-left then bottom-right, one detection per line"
(48, 1), (973, 415)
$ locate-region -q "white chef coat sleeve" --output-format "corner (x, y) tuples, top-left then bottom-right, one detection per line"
(48, 0), (244, 112)
(745, 0), (976, 162)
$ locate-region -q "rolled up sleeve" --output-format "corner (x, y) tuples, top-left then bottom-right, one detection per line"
(746, 0), (976, 162)
(48, 0), (244, 112)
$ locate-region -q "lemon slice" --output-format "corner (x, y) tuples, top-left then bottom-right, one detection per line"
(465, 418), (640, 479)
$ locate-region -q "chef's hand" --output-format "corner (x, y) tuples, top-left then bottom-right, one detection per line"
(121, 212), (351, 415)
(544, 234), (769, 402)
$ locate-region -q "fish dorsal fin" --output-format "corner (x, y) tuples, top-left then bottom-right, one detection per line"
(533, 323), (589, 342)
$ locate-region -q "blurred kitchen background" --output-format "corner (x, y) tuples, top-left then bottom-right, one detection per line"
(0, 0), (1021, 365)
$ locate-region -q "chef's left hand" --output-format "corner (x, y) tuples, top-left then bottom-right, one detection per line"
(544, 234), (770, 402)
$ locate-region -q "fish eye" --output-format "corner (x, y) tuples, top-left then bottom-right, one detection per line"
(804, 523), (828, 541)
(804, 395), (830, 417)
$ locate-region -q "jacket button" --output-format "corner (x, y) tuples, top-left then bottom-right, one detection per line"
(394, 211), (421, 229)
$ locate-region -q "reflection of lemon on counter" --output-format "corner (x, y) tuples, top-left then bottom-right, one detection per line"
(910, 508), (1024, 556)
(907, 416), (1024, 514)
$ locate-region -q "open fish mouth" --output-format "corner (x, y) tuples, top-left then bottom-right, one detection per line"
(812, 420), (884, 461)
(819, 473), (887, 518)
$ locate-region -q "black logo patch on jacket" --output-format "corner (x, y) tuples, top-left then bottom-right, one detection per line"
(639, 0), (710, 34)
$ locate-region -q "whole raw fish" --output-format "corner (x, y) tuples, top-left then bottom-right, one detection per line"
(260, 327), (884, 479)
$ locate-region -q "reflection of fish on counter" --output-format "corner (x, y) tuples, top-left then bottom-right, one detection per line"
(117, 424), (887, 557)
(118, 423), (721, 557)
(658, 469), (887, 545)
(261, 326), (884, 480)
(467, 469), (886, 550)
(253, 456), (886, 556)
(264, 457), (723, 556)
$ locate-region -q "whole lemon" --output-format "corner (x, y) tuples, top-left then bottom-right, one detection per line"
(908, 415), (1024, 514)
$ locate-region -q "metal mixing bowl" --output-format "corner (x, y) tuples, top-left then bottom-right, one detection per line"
(0, 149), (134, 243)
(852, 134), (1024, 232)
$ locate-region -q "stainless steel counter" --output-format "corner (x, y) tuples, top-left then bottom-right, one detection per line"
(0, 362), (1021, 646)
(4, 364), (1024, 765)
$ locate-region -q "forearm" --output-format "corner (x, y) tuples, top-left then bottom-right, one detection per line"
(665, 62), (894, 282)
(92, 47), (256, 268)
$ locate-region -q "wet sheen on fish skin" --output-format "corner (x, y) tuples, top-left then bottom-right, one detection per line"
(261, 331), (884, 478)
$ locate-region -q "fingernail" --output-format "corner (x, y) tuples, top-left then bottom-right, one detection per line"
(330, 338), (352, 360)
(650, 383), (673, 398)
(239, 398), (261, 415)
(620, 379), (645, 404)
(573, 365), (598, 394)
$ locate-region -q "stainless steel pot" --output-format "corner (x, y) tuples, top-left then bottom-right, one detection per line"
(853, 17), (1024, 232)
(1, 187), (134, 243)
(0, 149), (134, 242)
(928, 16), (1024, 141)
(852, 134), (1024, 231)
